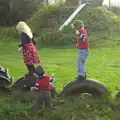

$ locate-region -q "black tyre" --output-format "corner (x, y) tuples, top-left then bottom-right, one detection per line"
(12, 77), (26, 89)
(12, 74), (38, 90)
(115, 91), (120, 100)
(0, 71), (11, 87)
(59, 78), (109, 97)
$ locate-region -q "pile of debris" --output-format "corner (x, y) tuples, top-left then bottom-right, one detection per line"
(0, 66), (13, 87)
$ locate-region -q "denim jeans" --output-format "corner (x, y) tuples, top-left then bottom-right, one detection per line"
(78, 49), (89, 77)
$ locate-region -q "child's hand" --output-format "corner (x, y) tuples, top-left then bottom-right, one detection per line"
(30, 87), (35, 91)
(75, 30), (79, 35)
(76, 44), (79, 47)
(17, 47), (23, 52)
(51, 73), (54, 77)
(50, 73), (55, 83)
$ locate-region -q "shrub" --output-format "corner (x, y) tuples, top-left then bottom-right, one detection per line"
(1, 4), (120, 47)
(34, 6), (120, 47)
(0, 27), (17, 40)
(75, 6), (120, 32)
(106, 5), (120, 16)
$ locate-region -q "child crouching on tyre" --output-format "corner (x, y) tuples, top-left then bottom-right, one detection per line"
(31, 65), (55, 110)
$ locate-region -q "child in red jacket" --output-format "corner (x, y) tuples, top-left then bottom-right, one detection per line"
(31, 65), (54, 110)
(72, 20), (89, 80)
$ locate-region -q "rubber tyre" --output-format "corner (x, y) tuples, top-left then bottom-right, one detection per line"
(59, 78), (109, 97)
(12, 75), (38, 90)
(115, 91), (120, 100)
(0, 72), (10, 87)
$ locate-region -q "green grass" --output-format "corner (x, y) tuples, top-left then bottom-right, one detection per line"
(1, 3), (120, 119)
(1, 37), (120, 119)
(0, 37), (120, 94)
(1, 5), (120, 119)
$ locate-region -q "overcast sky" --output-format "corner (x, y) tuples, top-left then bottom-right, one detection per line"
(103, 0), (120, 5)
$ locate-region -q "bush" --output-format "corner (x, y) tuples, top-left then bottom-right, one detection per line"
(27, 3), (65, 33)
(34, 6), (120, 47)
(0, 27), (17, 41)
(106, 5), (120, 16)
(75, 6), (120, 32)
(1, 4), (120, 47)
(89, 0), (103, 6)
(36, 26), (76, 47)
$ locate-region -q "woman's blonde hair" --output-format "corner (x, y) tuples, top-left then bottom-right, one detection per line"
(72, 20), (84, 29)
(16, 21), (33, 39)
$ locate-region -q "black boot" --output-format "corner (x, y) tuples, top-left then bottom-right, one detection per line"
(26, 64), (35, 76)
(76, 75), (86, 80)
(85, 72), (87, 79)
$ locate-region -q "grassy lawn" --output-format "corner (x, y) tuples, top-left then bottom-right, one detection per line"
(0, 40), (120, 94)
(1, 3), (120, 119)
(0, 39), (120, 120)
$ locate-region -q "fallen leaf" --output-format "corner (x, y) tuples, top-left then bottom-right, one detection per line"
(0, 96), (4, 99)
(84, 104), (90, 111)
(70, 112), (77, 120)
(95, 115), (100, 120)
(59, 100), (65, 104)
(24, 112), (32, 120)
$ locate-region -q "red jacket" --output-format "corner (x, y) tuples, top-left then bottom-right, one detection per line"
(77, 29), (89, 49)
(36, 76), (51, 91)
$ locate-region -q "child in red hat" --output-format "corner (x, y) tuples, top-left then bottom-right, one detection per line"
(31, 65), (55, 110)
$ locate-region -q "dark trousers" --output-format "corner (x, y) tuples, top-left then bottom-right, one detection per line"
(36, 90), (53, 110)
(26, 64), (35, 76)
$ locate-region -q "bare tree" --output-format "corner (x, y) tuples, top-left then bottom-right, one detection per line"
(109, 0), (111, 7)
(65, 0), (79, 6)
(10, 0), (42, 21)
(44, 0), (48, 6)
(0, 0), (10, 25)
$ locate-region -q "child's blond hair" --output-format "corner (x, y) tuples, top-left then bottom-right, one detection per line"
(72, 20), (84, 30)
(16, 21), (33, 39)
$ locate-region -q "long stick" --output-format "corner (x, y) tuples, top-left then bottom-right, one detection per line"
(59, 3), (87, 31)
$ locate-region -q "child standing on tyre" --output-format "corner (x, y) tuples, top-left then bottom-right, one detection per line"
(72, 20), (89, 80)
(31, 65), (54, 110)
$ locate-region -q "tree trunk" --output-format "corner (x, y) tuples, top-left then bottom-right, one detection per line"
(65, 0), (104, 6)
(109, 0), (111, 7)
(44, 0), (48, 6)
(65, 0), (79, 6)
(0, 0), (10, 25)
(90, 0), (104, 6)
(10, 0), (42, 22)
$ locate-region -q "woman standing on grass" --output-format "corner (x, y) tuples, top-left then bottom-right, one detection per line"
(72, 20), (89, 80)
(16, 21), (40, 76)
